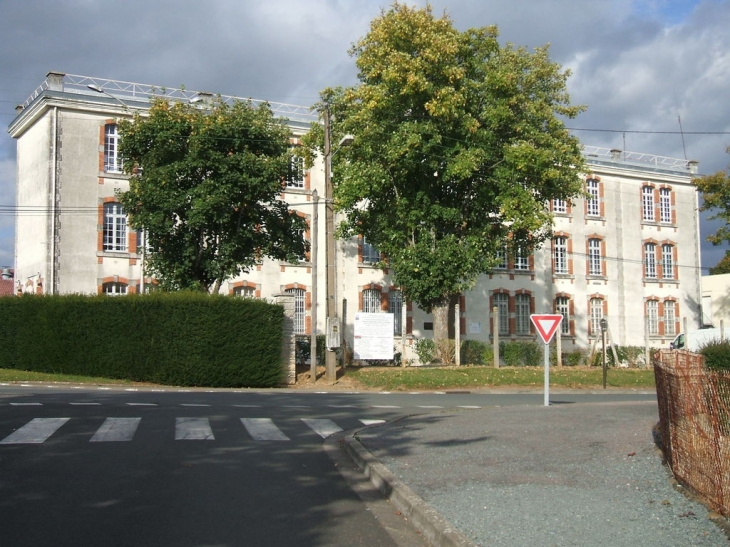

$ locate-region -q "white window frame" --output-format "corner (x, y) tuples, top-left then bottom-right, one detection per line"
(662, 244), (674, 280)
(286, 153), (305, 189)
(495, 246), (508, 269)
(553, 199), (567, 214)
(586, 179), (600, 217)
(285, 288), (306, 334)
(388, 290), (403, 336)
(103, 282), (128, 296)
(493, 293), (509, 336)
(647, 300), (659, 335)
(664, 301), (676, 336)
(234, 286), (256, 298)
(588, 238), (602, 276)
(104, 124), (123, 173)
(362, 288), (381, 313)
(103, 203), (127, 252)
(589, 298), (603, 337)
(556, 296), (570, 335)
(645, 243), (657, 279)
(659, 188), (672, 223)
(642, 186), (655, 222)
(553, 237), (568, 274)
(515, 294), (531, 335)
(514, 249), (529, 271)
(361, 238), (380, 265)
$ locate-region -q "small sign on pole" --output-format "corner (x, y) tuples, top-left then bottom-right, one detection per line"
(530, 314), (563, 406)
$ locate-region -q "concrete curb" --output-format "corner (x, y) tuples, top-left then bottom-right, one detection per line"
(342, 432), (477, 547)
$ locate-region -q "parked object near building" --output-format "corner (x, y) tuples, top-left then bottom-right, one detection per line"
(670, 327), (730, 353)
(8, 72), (704, 358)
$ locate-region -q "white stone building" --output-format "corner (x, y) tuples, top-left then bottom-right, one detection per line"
(8, 72), (703, 359)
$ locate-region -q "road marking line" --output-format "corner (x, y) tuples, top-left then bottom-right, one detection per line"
(90, 417), (141, 442)
(0, 417), (69, 444)
(302, 418), (342, 439)
(240, 418), (290, 441)
(458, 406), (481, 409)
(370, 405), (400, 409)
(175, 417), (215, 440)
(9, 402), (42, 406)
(70, 402), (101, 406)
(126, 403), (157, 406)
(359, 419), (386, 426)
(418, 405), (443, 409)
(328, 405), (357, 408)
(180, 404), (211, 407)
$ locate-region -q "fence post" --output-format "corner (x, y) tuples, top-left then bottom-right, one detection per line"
(273, 293), (296, 385)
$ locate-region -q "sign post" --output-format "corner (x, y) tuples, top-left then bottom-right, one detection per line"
(530, 314), (563, 407)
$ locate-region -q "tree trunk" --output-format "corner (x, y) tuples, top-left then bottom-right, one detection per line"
(211, 278), (222, 294)
(432, 296), (451, 343)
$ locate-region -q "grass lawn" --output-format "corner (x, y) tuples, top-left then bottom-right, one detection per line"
(345, 365), (656, 391)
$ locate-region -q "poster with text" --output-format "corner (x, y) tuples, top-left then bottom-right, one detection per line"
(354, 313), (394, 360)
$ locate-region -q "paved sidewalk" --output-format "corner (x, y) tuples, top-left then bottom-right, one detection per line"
(345, 401), (729, 547)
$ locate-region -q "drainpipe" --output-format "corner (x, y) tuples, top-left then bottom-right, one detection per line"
(50, 106), (58, 294)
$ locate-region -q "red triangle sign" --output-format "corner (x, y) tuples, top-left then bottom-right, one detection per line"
(530, 314), (563, 344)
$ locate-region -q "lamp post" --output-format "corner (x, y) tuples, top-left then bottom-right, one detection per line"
(322, 105), (353, 383)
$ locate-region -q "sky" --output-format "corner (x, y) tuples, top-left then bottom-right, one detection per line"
(1, 0), (729, 273)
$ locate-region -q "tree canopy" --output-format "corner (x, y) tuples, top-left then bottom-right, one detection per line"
(117, 98), (308, 292)
(695, 146), (730, 249)
(306, 2), (587, 340)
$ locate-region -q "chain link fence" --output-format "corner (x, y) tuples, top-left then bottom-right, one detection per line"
(653, 350), (730, 516)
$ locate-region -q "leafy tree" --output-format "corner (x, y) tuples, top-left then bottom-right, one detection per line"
(118, 98), (308, 292)
(709, 251), (730, 275)
(695, 146), (730, 273)
(306, 3), (586, 341)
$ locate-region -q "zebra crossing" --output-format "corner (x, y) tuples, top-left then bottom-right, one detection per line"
(0, 415), (387, 445)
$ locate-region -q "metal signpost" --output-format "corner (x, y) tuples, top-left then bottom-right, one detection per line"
(530, 314), (564, 407)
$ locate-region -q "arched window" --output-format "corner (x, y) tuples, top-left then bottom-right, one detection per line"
(362, 288), (381, 313)
(103, 282), (127, 296)
(103, 203), (127, 252)
(285, 288), (306, 334)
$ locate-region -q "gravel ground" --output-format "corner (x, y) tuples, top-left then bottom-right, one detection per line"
(356, 401), (729, 547)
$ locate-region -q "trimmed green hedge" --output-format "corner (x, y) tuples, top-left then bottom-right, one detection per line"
(0, 293), (285, 387)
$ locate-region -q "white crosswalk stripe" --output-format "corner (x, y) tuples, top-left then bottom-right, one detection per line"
(302, 418), (343, 438)
(90, 417), (141, 442)
(0, 416), (388, 445)
(240, 418), (290, 441)
(0, 417), (69, 444)
(175, 417), (215, 440)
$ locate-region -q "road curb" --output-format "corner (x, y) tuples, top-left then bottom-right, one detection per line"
(342, 432), (477, 547)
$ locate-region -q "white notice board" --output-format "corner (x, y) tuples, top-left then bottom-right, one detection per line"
(354, 313), (394, 360)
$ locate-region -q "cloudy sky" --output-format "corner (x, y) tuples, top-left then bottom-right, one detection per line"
(1, 0), (729, 273)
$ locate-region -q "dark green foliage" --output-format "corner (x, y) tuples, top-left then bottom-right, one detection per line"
(500, 341), (541, 367)
(460, 339), (489, 365)
(562, 350), (586, 367)
(415, 338), (436, 364)
(700, 340), (730, 371)
(0, 293), (285, 387)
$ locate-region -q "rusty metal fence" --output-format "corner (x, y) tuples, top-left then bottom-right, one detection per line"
(653, 350), (730, 516)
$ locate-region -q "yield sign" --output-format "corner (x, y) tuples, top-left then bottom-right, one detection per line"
(530, 314), (563, 344)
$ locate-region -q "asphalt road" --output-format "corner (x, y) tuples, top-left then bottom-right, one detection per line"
(0, 385), (657, 547)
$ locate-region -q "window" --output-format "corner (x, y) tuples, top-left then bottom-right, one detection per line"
(553, 199), (567, 214)
(515, 294), (531, 335)
(589, 298), (604, 337)
(646, 300), (659, 335)
(493, 293), (509, 336)
(556, 296), (571, 335)
(553, 237), (568, 274)
(388, 290), (403, 336)
(103, 203), (127, 252)
(644, 243), (657, 279)
(495, 247), (508, 269)
(104, 124), (123, 173)
(662, 244), (675, 280)
(285, 288), (306, 334)
(588, 238), (602, 276)
(659, 188), (673, 223)
(664, 301), (677, 336)
(233, 286), (255, 298)
(362, 288), (381, 313)
(286, 153), (305, 188)
(586, 179), (601, 217)
(642, 186), (655, 222)
(361, 238), (380, 264)
(103, 282), (127, 296)
(514, 249), (529, 271)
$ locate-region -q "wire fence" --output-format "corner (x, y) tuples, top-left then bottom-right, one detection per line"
(653, 350), (730, 517)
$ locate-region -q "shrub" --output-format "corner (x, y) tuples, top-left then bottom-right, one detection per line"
(700, 340), (730, 371)
(435, 339), (455, 365)
(461, 340), (488, 365)
(562, 350), (586, 367)
(520, 341), (542, 367)
(414, 338), (436, 365)
(501, 341), (523, 367)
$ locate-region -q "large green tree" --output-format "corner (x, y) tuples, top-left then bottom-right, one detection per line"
(308, 3), (586, 341)
(695, 146), (730, 275)
(118, 98), (308, 292)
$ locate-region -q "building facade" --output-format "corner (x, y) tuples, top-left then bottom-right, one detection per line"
(9, 72), (703, 361)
